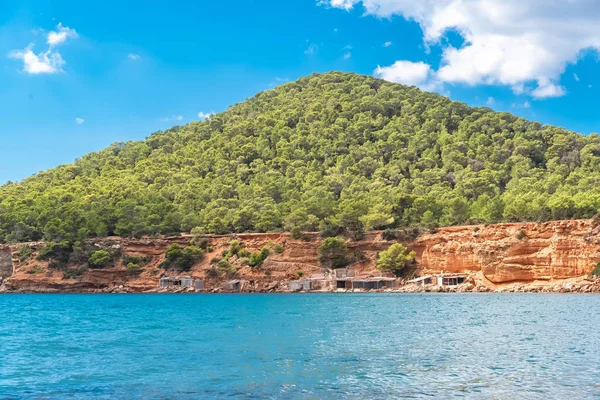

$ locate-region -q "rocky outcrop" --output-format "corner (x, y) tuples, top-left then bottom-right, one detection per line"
(0, 247), (13, 278)
(2, 219), (600, 293)
(413, 220), (600, 283)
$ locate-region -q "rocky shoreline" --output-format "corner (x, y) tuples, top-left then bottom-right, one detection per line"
(4, 276), (600, 294)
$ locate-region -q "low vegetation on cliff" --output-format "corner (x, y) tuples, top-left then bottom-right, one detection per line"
(2, 71), (600, 243)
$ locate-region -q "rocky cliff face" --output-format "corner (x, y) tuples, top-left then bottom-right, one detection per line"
(2, 219), (600, 293)
(413, 219), (600, 284)
(0, 247), (13, 279)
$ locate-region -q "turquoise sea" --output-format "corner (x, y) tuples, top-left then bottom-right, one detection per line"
(1, 294), (599, 399)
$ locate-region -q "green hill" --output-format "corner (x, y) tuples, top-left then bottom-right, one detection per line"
(1, 71), (600, 243)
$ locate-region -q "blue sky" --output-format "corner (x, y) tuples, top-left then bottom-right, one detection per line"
(1, 0), (600, 184)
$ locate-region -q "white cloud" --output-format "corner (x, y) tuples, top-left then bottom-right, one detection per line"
(8, 45), (65, 74)
(128, 53), (140, 60)
(47, 23), (78, 46)
(198, 111), (214, 120)
(322, 0), (600, 99)
(374, 60), (439, 90)
(485, 97), (495, 106)
(9, 22), (77, 75)
(75, 118), (84, 124)
(304, 44), (318, 55)
(344, 52), (352, 59)
(530, 79), (566, 99)
(384, 41), (393, 47)
(574, 73), (580, 82)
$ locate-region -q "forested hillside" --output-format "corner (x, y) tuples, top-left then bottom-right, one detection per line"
(1, 72), (600, 243)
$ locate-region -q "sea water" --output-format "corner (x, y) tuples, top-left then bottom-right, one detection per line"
(1, 293), (599, 399)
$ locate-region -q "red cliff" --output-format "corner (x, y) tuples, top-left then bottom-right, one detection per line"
(2, 219), (599, 292)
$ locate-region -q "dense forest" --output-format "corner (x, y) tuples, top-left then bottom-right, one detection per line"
(1, 71), (600, 243)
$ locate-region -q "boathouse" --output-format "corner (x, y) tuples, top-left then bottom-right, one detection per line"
(223, 280), (242, 292)
(407, 275), (434, 286)
(438, 274), (468, 286)
(159, 276), (203, 289)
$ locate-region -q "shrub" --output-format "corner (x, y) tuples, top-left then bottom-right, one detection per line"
(249, 252), (264, 268)
(320, 225), (339, 239)
(163, 243), (204, 271)
(122, 254), (152, 267)
(238, 248), (251, 258)
(291, 226), (303, 239)
(229, 239), (242, 256)
(27, 265), (44, 274)
(592, 213), (600, 228)
(190, 228), (211, 250)
(88, 250), (111, 268)
(318, 237), (350, 269)
(376, 243), (416, 274)
(297, 270), (304, 277)
(274, 244), (284, 254)
(346, 229), (365, 241)
(166, 243), (183, 262)
(37, 241), (72, 267)
(248, 246), (271, 268)
(382, 229), (398, 241)
(590, 262), (600, 277)
(216, 259), (236, 276)
(126, 262), (143, 276)
(517, 230), (526, 240)
(18, 245), (35, 262)
(62, 267), (86, 280)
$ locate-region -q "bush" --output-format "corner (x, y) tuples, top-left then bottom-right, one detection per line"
(248, 246), (271, 268)
(590, 262), (600, 277)
(126, 262), (143, 276)
(382, 229), (398, 241)
(228, 239), (242, 256)
(37, 241), (72, 268)
(346, 229), (365, 241)
(376, 243), (416, 274)
(18, 245), (35, 262)
(238, 248), (251, 258)
(320, 225), (339, 239)
(517, 230), (526, 240)
(62, 267), (87, 280)
(297, 270), (304, 277)
(122, 254), (152, 267)
(318, 237), (350, 269)
(166, 243), (183, 262)
(163, 243), (204, 271)
(249, 252), (264, 268)
(88, 250), (111, 268)
(291, 226), (303, 239)
(274, 244), (284, 254)
(27, 265), (44, 274)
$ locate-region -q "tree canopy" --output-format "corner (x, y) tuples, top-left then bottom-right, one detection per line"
(1, 71), (600, 243)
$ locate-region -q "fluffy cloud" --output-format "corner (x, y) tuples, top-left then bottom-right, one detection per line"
(75, 118), (85, 124)
(47, 23), (78, 46)
(9, 23), (77, 75)
(8, 45), (65, 74)
(128, 53), (140, 60)
(324, 0), (600, 98)
(383, 41), (392, 47)
(197, 111), (214, 120)
(374, 60), (438, 90)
